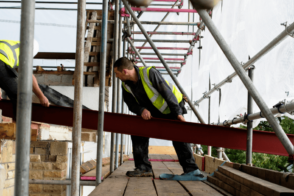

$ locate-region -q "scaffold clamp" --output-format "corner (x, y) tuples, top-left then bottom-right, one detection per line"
(281, 21), (294, 38)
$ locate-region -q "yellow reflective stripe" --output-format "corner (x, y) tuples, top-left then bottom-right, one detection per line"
(0, 49), (8, 59)
(0, 41), (19, 68)
(159, 101), (168, 112)
(142, 67), (160, 96)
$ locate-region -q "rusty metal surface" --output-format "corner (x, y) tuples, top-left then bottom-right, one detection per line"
(1, 100), (293, 156)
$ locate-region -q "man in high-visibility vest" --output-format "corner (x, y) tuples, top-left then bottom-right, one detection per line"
(0, 40), (50, 120)
(114, 57), (206, 181)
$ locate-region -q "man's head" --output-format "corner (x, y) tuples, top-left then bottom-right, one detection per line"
(113, 57), (135, 82)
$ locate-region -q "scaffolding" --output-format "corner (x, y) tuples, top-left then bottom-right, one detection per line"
(1, 0), (294, 196)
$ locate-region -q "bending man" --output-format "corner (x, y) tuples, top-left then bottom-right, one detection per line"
(114, 57), (206, 181)
(0, 40), (50, 120)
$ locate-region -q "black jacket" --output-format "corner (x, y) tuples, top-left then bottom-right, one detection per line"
(122, 66), (187, 119)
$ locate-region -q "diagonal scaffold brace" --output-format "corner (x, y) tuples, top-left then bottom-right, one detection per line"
(122, 0), (205, 124)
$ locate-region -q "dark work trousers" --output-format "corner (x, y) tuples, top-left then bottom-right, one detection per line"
(0, 60), (18, 120)
(131, 116), (199, 173)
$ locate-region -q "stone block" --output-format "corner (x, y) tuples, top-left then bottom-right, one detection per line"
(44, 170), (66, 178)
(50, 142), (68, 155)
(40, 155), (47, 162)
(2, 186), (14, 196)
(48, 155), (57, 162)
(7, 170), (14, 179)
(30, 194), (50, 196)
(56, 155), (68, 163)
(30, 155), (41, 162)
(52, 163), (67, 170)
(43, 185), (66, 194)
(30, 147), (34, 154)
(29, 170), (43, 179)
(32, 162), (52, 170)
(4, 179), (14, 188)
(29, 184), (43, 193)
(35, 148), (47, 155)
(50, 192), (66, 196)
(31, 141), (49, 148)
(7, 163), (15, 171)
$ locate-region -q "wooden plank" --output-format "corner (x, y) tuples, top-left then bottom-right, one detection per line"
(124, 177), (157, 196)
(203, 181), (233, 196)
(179, 181), (224, 196)
(170, 154), (178, 161)
(88, 177), (129, 196)
(241, 164), (294, 190)
(218, 166), (294, 196)
(163, 162), (182, 175)
(84, 62), (99, 66)
(207, 176), (246, 196)
(151, 161), (172, 179)
(110, 161), (135, 177)
(81, 165), (110, 181)
(214, 171), (263, 196)
(154, 179), (190, 196)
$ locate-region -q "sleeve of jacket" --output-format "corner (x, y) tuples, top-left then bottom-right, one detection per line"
(122, 86), (145, 116)
(149, 68), (182, 117)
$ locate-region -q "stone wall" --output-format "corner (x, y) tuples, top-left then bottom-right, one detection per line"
(29, 141), (68, 196)
(0, 140), (16, 196)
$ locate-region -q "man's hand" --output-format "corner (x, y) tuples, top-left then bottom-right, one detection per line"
(141, 109), (152, 120)
(177, 115), (186, 122)
(38, 95), (50, 107)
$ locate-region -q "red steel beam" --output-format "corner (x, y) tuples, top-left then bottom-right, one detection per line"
(136, 57), (184, 61)
(121, 7), (196, 17)
(0, 100), (293, 157)
(129, 47), (189, 50)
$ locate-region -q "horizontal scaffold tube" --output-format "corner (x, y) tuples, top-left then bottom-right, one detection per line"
(29, 179), (95, 186)
(137, 66), (180, 69)
(87, 20), (199, 26)
(195, 21), (294, 105)
(132, 39), (191, 43)
(136, 57), (184, 60)
(136, 61), (182, 64)
(214, 101), (294, 126)
(129, 46), (189, 50)
(132, 31), (196, 35)
(137, 52), (186, 56)
(120, 7), (196, 17)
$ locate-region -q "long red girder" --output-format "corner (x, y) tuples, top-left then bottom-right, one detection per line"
(0, 100), (293, 157)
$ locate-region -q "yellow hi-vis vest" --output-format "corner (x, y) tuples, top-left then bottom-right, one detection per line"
(0, 40), (20, 68)
(122, 66), (183, 114)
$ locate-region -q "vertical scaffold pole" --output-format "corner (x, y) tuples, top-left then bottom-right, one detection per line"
(122, 0), (205, 124)
(246, 66), (254, 165)
(71, 0), (85, 194)
(207, 76), (211, 156)
(113, 0), (120, 171)
(197, 8), (294, 156)
(14, 0), (35, 195)
(96, 0), (109, 185)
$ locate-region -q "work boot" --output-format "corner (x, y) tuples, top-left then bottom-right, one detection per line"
(159, 169), (207, 181)
(126, 168), (153, 177)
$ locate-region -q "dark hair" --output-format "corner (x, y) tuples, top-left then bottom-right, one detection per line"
(113, 57), (134, 72)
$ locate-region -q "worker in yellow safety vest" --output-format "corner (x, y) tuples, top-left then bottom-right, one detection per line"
(0, 40), (50, 120)
(114, 57), (206, 181)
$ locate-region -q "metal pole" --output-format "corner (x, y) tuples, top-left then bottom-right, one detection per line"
(207, 76), (211, 156)
(246, 66), (254, 165)
(133, 39), (192, 43)
(132, 31), (196, 35)
(197, 9), (294, 155)
(14, 0), (35, 195)
(112, 0), (119, 171)
(122, 0), (205, 124)
(29, 179), (96, 186)
(118, 0), (124, 166)
(71, 0), (85, 195)
(88, 20), (199, 25)
(96, 0), (108, 186)
(126, 37), (147, 67)
(195, 21), (294, 106)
